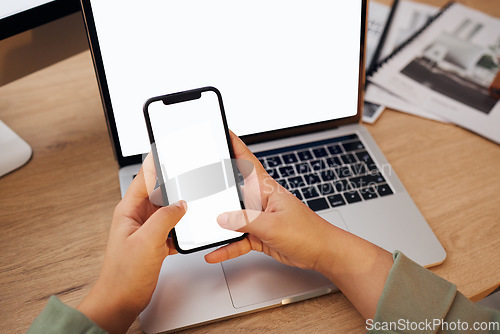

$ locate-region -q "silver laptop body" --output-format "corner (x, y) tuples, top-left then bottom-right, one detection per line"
(81, 0), (446, 332)
(134, 123), (446, 333)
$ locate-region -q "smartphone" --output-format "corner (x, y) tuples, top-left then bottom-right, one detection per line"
(143, 87), (246, 254)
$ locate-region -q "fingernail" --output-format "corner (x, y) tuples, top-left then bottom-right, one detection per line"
(217, 213), (229, 228)
(175, 200), (187, 211)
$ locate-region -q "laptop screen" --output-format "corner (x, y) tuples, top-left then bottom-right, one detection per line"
(86, 0), (363, 158)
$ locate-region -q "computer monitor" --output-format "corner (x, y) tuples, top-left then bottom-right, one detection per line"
(0, 0), (82, 175)
(0, 0), (80, 40)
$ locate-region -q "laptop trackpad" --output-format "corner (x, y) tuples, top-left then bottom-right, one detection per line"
(222, 252), (333, 309)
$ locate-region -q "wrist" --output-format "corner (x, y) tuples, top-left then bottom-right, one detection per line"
(77, 281), (139, 334)
(312, 223), (383, 280)
(312, 222), (349, 278)
(312, 228), (393, 319)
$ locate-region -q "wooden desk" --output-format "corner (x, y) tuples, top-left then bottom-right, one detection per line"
(0, 1), (498, 332)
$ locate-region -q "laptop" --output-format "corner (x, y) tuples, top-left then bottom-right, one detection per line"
(80, 0), (446, 332)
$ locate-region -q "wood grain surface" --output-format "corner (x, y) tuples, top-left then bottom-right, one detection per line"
(0, 1), (498, 333)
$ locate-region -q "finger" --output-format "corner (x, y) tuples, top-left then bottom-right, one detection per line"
(142, 152), (159, 196)
(240, 169), (264, 211)
(167, 238), (178, 255)
(204, 238), (252, 263)
(217, 209), (273, 240)
(217, 209), (257, 231)
(229, 131), (266, 174)
(123, 152), (157, 202)
(139, 200), (187, 244)
(205, 234), (263, 263)
(230, 131), (279, 209)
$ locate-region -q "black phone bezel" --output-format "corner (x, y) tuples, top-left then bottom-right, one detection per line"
(143, 86), (247, 254)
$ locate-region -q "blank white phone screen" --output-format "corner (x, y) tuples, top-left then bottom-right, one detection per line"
(148, 90), (243, 251)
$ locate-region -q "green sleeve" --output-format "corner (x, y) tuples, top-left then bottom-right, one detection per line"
(368, 251), (500, 334)
(28, 296), (106, 334)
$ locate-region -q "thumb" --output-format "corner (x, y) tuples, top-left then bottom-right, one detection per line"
(140, 200), (187, 244)
(217, 209), (271, 238)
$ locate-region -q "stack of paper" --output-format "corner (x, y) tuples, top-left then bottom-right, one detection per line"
(364, 1), (500, 144)
(364, 0), (441, 123)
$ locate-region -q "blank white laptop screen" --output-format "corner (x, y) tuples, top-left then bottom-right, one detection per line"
(89, 0), (362, 157)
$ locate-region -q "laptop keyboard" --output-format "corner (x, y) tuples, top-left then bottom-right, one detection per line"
(254, 134), (393, 212)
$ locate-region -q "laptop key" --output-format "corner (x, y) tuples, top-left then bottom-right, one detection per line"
(355, 150), (371, 162)
(376, 183), (393, 197)
(312, 147), (328, 158)
(301, 186), (320, 199)
(307, 198), (330, 211)
(279, 165), (296, 178)
(258, 159), (266, 168)
(327, 144), (343, 155)
(282, 153), (298, 164)
(349, 175), (371, 189)
(297, 150), (314, 161)
(267, 168), (279, 179)
(334, 179), (354, 193)
(267, 156), (283, 167)
(340, 153), (357, 165)
(310, 159), (327, 171)
(290, 189), (303, 200)
(318, 182), (336, 195)
(326, 156), (342, 167)
(342, 141), (365, 152)
(296, 162), (311, 174)
(360, 187), (378, 200)
(336, 166), (353, 179)
(355, 151), (376, 171)
(343, 190), (362, 204)
(366, 173), (386, 184)
(327, 194), (346, 207)
(304, 173), (322, 185)
(351, 163), (368, 176)
(320, 169), (337, 182)
(288, 176), (306, 189)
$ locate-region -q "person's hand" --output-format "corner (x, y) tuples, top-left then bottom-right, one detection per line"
(77, 153), (187, 334)
(205, 132), (339, 272)
(205, 132), (393, 320)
